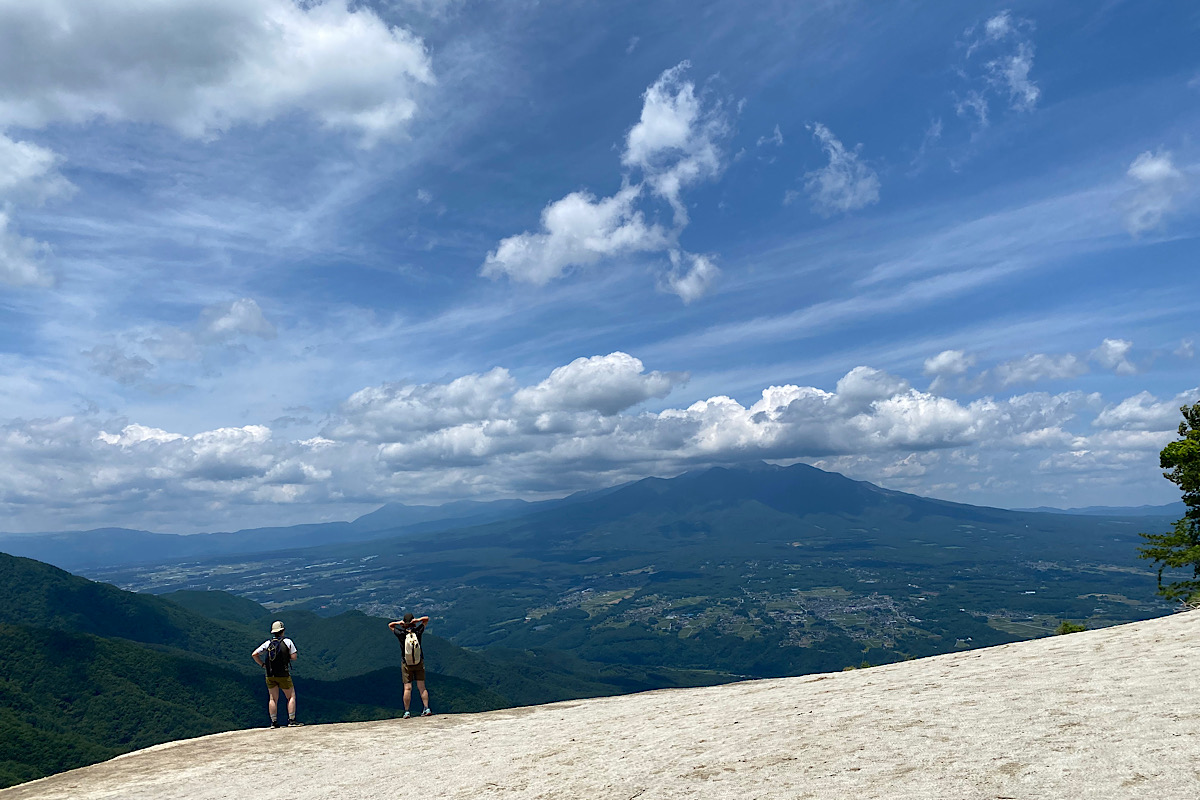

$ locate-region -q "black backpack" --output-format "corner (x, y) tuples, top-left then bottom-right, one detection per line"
(265, 637), (291, 677)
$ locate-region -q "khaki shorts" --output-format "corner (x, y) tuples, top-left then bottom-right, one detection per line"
(402, 661), (426, 684)
(265, 675), (294, 690)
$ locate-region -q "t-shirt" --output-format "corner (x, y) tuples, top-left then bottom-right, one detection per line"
(254, 637), (297, 676)
(393, 622), (425, 662)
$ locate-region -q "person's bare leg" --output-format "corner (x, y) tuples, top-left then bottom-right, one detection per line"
(416, 680), (429, 710)
(268, 685), (280, 722)
(403, 681), (412, 712)
(283, 686), (296, 720)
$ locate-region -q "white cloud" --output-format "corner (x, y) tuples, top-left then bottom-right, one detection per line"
(803, 123), (880, 216)
(757, 125), (784, 148)
(0, 133), (74, 287)
(621, 61), (729, 226)
(1176, 339), (1194, 359)
(0, 211), (53, 287)
(986, 41), (1039, 112)
(954, 91), (990, 128)
(994, 353), (1088, 386)
(957, 11), (1039, 128)
(0, 353), (1186, 531)
(1123, 150), (1187, 235)
(201, 298), (277, 342)
(0, 0), (434, 145)
(481, 184), (669, 285)
(86, 298), (279, 386)
(923, 349), (975, 377)
(1090, 338), (1137, 375)
(1093, 389), (1200, 432)
(835, 366), (911, 409)
(86, 345), (155, 386)
(0, 134), (73, 205)
(513, 353), (682, 416)
(660, 251), (719, 304)
(483, 63), (729, 299)
(329, 367), (517, 442)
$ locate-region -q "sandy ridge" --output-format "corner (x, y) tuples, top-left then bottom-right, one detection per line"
(6, 610), (1199, 799)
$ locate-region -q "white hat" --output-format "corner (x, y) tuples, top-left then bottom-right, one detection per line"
(270, 620), (285, 635)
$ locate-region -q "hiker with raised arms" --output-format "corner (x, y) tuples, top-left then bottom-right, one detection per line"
(388, 613), (432, 718)
(252, 620), (301, 728)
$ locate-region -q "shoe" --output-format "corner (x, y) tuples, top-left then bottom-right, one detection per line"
(270, 721), (281, 729)
(421, 709), (432, 717)
(402, 711), (411, 719)
(287, 720), (304, 727)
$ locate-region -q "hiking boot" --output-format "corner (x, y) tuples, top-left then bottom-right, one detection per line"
(402, 711), (411, 719)
(270, 721), (281, 729)
(421, 709), (432, 717)
(287, 720), (304, 727)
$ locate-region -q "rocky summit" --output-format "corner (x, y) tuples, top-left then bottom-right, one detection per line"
(6, 611), (1199, 800)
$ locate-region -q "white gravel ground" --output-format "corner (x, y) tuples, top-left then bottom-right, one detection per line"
(6, 610), (1199, 800)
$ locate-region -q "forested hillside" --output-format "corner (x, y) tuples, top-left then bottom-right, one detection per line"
(0, 554), (732, 789)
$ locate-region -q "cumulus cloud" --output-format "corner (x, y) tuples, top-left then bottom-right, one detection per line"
(481, 184), (669, 285)
(924, 349), (975, 377)
(0, 352), (1185, 531)
(621, 61), (729, 225)
(1123, 150), (1187, 235)
(483, 63), (728, 301)
(994, 353), (1087, 386)
(0, 0), (433, 145)
(200, 298), (277, 342)
(514, 353), (682, 416)
(1090, 338), (1137, 375)
(803, 123), (880, 216)
(1093, 389), (1200, 432)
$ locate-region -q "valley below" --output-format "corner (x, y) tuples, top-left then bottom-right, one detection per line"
(82, 464), (1177, 679)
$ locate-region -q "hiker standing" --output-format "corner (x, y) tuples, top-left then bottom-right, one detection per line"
(252, 620), (301, 728)
(388, 613), (432, 718)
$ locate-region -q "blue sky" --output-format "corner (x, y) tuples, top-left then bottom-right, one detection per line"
(0, 0), (1196, 533)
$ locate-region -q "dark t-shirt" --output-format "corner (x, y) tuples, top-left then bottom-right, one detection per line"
(393, 622), (426, 662)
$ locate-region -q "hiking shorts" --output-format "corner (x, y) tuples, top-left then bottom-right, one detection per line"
(265, 675), (294, 690)
(402, 661), (426, 684)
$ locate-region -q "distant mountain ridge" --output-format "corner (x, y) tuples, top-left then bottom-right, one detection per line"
(1013, 501), (1186, 517)
(0, 496), (585, 571)
(2, 463), (1182, 573)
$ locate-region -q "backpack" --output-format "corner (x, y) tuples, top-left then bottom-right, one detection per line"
(265, 637), (291, 677)
(403, 629), (422, 666)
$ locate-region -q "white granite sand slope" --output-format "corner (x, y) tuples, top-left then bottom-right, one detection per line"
(6, 610), (1199, 800)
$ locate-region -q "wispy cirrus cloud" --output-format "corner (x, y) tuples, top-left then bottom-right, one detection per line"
(955, 10), (1040, 128)
(800, 123), (880, 216)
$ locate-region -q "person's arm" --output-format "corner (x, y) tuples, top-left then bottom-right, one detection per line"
(416, 616), (430, 627)
(288, 639), (298, 661)
(252, 643), (265, 667)
(388, 621), (403, 632)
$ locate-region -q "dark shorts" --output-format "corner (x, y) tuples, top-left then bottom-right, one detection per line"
(402, 661), (426, 684)
(265, 675), (294, 690)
